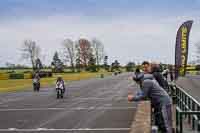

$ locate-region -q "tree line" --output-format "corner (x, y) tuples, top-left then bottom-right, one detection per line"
(20, 38), (111, 72)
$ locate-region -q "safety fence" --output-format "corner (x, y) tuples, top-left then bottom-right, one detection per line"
(168, 83), (200, 133)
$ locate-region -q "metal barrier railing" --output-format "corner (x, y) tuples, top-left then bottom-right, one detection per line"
(168, 83), (200, 133)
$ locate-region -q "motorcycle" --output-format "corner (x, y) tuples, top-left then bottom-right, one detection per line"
(33, 79), (40, 92)
(56, 82), (65, 99)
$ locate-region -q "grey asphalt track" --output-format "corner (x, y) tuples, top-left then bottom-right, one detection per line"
(176, 75), (200, 102)
(0, 73), (138, 133)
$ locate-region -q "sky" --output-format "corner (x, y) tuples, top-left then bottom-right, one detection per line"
(0, 0), (200, 66)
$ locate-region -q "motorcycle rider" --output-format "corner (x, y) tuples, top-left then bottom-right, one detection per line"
(33, 72), (40, 91)
(56, 77), (65, 98)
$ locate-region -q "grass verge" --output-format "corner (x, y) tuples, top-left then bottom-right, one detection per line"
(0, 72), (112, 93)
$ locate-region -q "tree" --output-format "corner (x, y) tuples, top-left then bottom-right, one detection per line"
(87, 55), (97, 72)
(76, 58), (81, 72)
(35, 58), (43, 71)
(53, 52), (59, 61)
(21, 39), (41, 70)
(111, 60), (120, 72)
(103, 56), (109, 71)
(126, 62), (135, 72)
(62, 39), (76, 72)
(51, 52), (64, 73)
(5, 62), (15, 72)
(91, 38), (104, 66)
(5, 62), (15, 69)
(76, 38), (93, 68)
(75, 42), (82, 72)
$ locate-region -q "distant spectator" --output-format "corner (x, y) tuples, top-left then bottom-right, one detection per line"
(162, 68), (169, 80)
(135, 68), (141, 76)
(169, 66), (174, 82)
(151, 62), (169, 91)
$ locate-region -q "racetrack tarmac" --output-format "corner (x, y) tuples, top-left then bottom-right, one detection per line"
(176, 75), (200, 102)
(0, 73), (138, 133)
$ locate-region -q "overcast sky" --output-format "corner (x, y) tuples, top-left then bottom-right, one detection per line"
(0, 0), (200, 66)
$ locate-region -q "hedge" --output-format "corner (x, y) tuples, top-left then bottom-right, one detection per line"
(24, 73), (33, 79)
(0, 72), (51, 80)
(9, 73), (24, 79)
(38, 71), (52, 78)
(196, 65), (200, 71)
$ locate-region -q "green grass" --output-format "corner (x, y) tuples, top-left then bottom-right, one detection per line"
(186, 71), (199, 75)
(0, 71), (112, 93)
(0, 69), (51, 73)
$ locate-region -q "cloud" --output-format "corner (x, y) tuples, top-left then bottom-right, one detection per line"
(0, 14), (199, 66)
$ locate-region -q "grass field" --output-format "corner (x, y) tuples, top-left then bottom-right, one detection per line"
(0, 69), (52, 73)
(0, 72), (112, 93)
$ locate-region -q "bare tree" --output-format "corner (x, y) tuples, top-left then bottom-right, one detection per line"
(76, 38), (93, 68)
(62, 39), (76, 72)
(21, 39), (41, 69)
(91, 38), (104, 66)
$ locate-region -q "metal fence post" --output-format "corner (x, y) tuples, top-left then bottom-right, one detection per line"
(180, 113), (183, 133)
(192, 101), (195, 130)
(198, 120), (200, 131)
(188, 97), (191, 124)
(184, 94), (186, 118)
(176, 108), (179, 133)
(198, 106), (200, 131)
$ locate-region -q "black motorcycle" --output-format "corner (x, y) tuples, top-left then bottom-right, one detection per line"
(33, 79), (40, 92)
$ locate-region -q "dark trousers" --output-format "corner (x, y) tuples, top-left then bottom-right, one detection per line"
(153, 104), (172, 133)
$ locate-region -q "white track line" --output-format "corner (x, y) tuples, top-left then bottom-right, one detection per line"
(0, 128), (130, 132)
(72, 97), (128, 100)
(0, 106), (136, 111)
